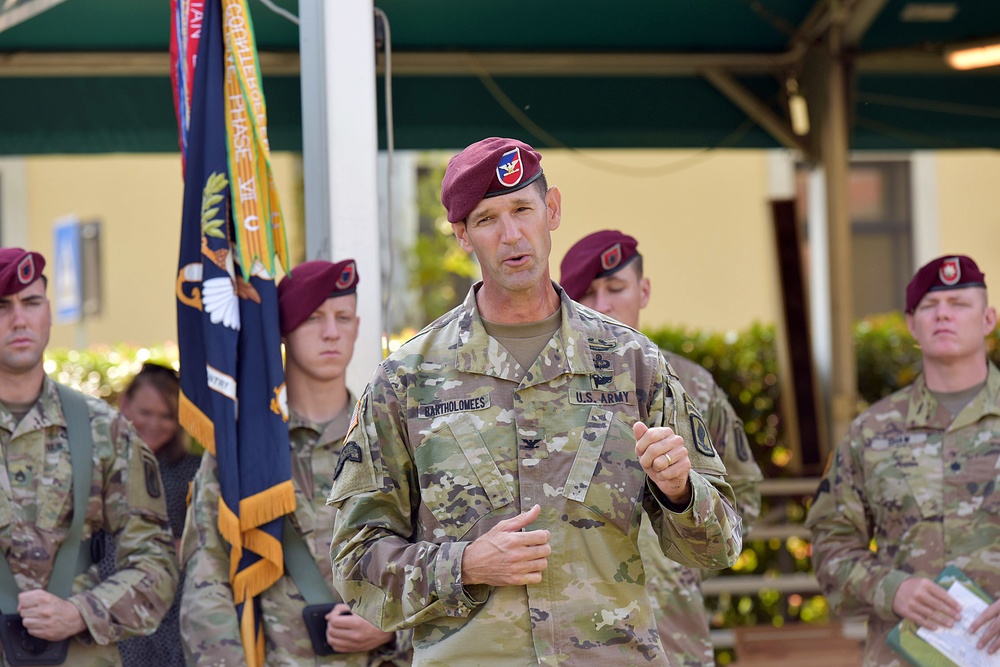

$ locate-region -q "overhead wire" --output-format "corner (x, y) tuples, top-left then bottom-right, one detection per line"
(466, 53), (757, 178)
(257, 0), (298, 25)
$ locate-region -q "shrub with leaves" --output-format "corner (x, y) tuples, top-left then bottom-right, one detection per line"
(44, 343), (179, 407)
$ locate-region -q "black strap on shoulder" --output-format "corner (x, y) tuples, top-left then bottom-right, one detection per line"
(281, 519), (335, 606)
(0, 384), (94, 614)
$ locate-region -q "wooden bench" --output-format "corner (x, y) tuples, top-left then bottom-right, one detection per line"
(731, 622), (863, 666)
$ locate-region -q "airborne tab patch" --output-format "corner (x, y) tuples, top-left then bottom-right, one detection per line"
(334, 442), (363, 481)
(418, 395), (490, 419)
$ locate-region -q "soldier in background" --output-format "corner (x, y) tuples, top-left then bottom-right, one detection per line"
(0, 247), (178, 666)
(560, 230), (764, 667)
(180, 259), (411, 666)
(327, 137), (742, 666)
(806, 255), (1000, 665)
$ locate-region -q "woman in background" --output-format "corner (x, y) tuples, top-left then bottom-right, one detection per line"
(100, 362), (200, 667)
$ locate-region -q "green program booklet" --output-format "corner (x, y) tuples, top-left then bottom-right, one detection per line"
(887, 566), (999, 667)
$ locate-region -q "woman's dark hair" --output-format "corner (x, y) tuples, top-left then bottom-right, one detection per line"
(125, 363), (188, 464)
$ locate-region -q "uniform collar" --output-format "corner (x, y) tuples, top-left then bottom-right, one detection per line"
(1, 376), (65, 437)
(906, 361), (1000, 431)
(452, 281), (600, 382)
(287, 391), (357, 444)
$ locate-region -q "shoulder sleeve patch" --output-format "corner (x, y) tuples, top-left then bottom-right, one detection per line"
(327, 395), (379, 507)
(686, 394), (715, 458)
(667, 374), (726, 477)
(143, 450), (163, 498)
(334, 442), (363, 481)
(126, 439), (168, 518)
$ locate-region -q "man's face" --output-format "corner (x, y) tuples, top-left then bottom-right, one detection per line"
(452, 184), (561, 297)
(284, 294), (359, 384)
(0, 279), (51, 378)
(576, 262), (650, 329)
(906, 287), (996, 364)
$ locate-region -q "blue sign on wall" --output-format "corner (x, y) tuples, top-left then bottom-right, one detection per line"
(53, 217), (82, 324)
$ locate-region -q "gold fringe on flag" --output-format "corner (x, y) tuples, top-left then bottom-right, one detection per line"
(179, 390), (216, 453)
(238, 479), (296, 530)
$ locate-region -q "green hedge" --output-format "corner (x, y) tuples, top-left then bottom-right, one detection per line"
(44, 343), (178, 407)
(647, 312), (1000, 478)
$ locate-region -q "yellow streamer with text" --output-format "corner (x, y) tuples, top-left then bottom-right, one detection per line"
(221, 0), (289, 280)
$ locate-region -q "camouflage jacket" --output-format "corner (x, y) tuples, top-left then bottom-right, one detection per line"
(328, 284), (742, 667)
(805, 362), (1000, 667)
(0, 377), (177, 667)
(180, 401), (411, 667)
(638, 352), (763, 667)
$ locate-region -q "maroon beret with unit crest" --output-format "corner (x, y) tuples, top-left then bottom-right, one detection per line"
(906, 254), (986, 313)
(440, 137), (544, 223)
(0, 247), (46, 297)
(559, 230), (640, 301)
(277, 259), (359, 335)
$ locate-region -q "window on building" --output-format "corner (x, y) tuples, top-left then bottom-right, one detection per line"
(795, 159), (913, 318)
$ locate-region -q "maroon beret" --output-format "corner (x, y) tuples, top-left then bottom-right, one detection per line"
(559, 230), (640, 301)
(906, 255), (986, 312)
(440, 137), (544, 223)
(0, 247), (45, 297)
(277, 259), (359, 335)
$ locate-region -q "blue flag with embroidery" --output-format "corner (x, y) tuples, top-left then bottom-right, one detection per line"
(173, 1), (294, 664)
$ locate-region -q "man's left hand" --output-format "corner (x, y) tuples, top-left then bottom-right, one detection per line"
(971, 599), (1000, 654)
(326, 603), (393, 654)
(17, 589), (86, 641)
(635, 422), (691, 506)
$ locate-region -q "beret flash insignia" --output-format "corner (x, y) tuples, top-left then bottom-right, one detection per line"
(496, 147), (523, 187)
(17, 255), (35, 284)
(939, 257), (960, 285)
(600, 243), (623, 271)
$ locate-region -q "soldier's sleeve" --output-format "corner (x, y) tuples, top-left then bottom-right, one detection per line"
(328, 371), (487, 631)
(68, 415), (178, 644)
(705, 381), (763, 533)
(369, 627), (413, 667)
(641, 356), (743, 570)
(804, 428), (908, 621)
(178, 452), (246, 664)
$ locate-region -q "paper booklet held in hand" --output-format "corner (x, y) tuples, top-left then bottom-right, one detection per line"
(887, 566), (1000, 667)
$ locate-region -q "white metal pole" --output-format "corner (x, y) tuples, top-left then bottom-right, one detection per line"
(299, 0), (384, 396)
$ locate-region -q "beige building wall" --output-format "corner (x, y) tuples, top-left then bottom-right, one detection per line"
(545, 149), (781, 333)
(12, 148), (997, 352)
(16, 153), (302, 350)
(934, 151), (1000, 296)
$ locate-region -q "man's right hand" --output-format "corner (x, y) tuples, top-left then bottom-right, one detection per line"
(461, 504), (551, 586)
(892, 577), (962, 630)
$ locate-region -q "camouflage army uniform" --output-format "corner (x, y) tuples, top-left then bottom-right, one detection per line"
(638, 352), (763, 667)
(328, 284), (742, 667)
(180, 401), (411, 667)
(0, 377), (177, 667)
(805, 363), (1000, 667)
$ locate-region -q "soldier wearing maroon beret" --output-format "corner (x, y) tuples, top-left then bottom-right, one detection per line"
(807, 254), (1000, 666)
(560, 230), (763, 667)
(181, 258), (411, 663)
(0, 249), (179, 666)
(327, 138), (741, 667)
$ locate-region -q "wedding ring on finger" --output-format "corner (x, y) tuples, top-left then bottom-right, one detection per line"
(664, 453), (673, 467)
